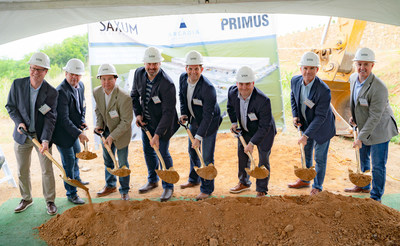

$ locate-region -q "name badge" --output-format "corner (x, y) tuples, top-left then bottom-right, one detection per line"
(152, 96), (161, 104)
(38, 104), (51, 115)
(304, 99), (315, 109)
(248, 113), (258, 121)
(359, 98), (368, 107)
(109, 110), (119, 119)
(193, 98), (203, 106)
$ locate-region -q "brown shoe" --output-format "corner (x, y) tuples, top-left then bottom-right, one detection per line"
(121, 193), (130, 201)
(97, 186), (117, 197)
(310, 188), (321, 196)
(288, 179), (310, 189)
(180, 182), (200, 189)
(138, 182), (158, 194)
(46, 202), (58, 216)
(344, 185), (370, 193)
(14, 199), (33, 213)
(195, 192), (210, 201)
(229, 183), (250, 194)
(256, 192), (266, 197)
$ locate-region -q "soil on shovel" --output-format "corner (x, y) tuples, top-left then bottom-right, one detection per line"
(294, 167), (317, 181)
(349, 171), (373, 188)
(37, 191), (400, 246)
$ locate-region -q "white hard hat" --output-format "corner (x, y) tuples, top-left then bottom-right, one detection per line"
(353, 47), (375, 62)
(235, 66), (255, 83)
(63, 58), (85, 75)
(185, 50), (203, 65)
(143, 47), (164, 63)
(299, 51), (320, 67)
(97, 64), (118, 78)
(28, 52), (50, 69)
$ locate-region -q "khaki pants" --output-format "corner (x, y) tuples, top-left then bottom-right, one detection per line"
(14, 136), (56, 202)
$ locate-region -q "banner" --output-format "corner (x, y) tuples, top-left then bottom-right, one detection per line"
(88, 13), (285, 140)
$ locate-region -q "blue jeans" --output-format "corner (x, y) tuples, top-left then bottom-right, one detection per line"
(237, 132), (271, 193)
(359, 141), (389, 201)
(303, 137), (330, 191)
(141, 127), (173, 189)
(101, 130), (130, 195)
(187, 123), (217, 195)
(57, 139), (81, 198)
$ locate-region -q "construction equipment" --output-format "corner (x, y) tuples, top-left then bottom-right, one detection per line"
(313, 18), (367, 136)
(232, 128), (269, 179)
(94, 129), (131, 177)
(294, 126), (317, 181)
(348, 126), (372, 187)
(141, 125), (180, 184)
(19, 127), (88, 191)
(178, 120), (217, 180)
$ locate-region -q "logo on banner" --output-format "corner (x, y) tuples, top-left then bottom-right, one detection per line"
(168, 18), (200, 41)
(99, 21), (138, 35)
(221, 14), (269, 31)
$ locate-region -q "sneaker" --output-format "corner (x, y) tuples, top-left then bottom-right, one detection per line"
(68, 195), (85, 204)
(14, 199), (33, 213)
(46, 202), (58, 216)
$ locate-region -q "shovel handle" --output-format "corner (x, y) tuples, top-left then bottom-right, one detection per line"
(238, 135), (256, 169)
(297, 126), (306, 169)
(179, 120), (206, 168)
(94, 129), (118, 167)
(143, 129), (167, 171)
(353, 127), (361, 174)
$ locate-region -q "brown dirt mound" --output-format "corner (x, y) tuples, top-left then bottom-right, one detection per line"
(38, 191), (400, 246)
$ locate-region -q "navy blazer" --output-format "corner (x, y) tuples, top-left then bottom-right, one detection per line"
(227, 86), (276, 151)
(6, 77), (58, 145)
(179, 73), (222, 137)
(131, 67), (179, 140)
(52, 79), (86, 148)
(290, 75), (335, 144)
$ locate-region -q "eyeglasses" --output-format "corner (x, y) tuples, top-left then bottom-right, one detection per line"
(30, 67), (47, 73)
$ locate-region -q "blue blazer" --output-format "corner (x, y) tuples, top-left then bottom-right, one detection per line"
(290, 75), (335, 144)
(131, 67), (179, 140)
(6, 77), (58, 145)
(179, 73), (221, 137)
(227, 86), (276, 151)
(52, 79), (86, 148)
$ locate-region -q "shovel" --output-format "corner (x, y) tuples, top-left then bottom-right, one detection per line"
(294, 126), (317, 181)
(348, 126), (372, 187)
(76, 128), (97, 160)
(94, 129), (131, 177)
(140, 125), (180, 184)
(19, 127), (88, 192)
(178, 120), (217, 180)
(232, 128), (269, 179)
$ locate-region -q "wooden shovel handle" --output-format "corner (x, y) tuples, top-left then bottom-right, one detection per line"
(101, 137), (118, 167)
(297, 126), (306, 169)
(144, 130), (167, 171)
(353, 127), (361, 173)
(184, 126), (206, 168)
(31, 138), (67, 178)
(238, 135), (256, 169)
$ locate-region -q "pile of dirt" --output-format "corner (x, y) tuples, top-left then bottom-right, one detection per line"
(38, 192), (400, 246)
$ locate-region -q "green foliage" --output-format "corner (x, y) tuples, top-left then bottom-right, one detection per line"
(0, 77), (13, 117)
(280, 70), (294, 114)
(390, 103), (400, 144)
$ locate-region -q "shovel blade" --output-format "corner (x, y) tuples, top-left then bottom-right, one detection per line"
(194, 164), (218, 180)
(156, 167), (180, 184)
(63, 177), (88, 191)
(245, 166), (269, 179)
(349, 171), (372, 187)
(76, 151), (97, 160)
(294, 166), (317, 181)
(106, 166), (131, 177)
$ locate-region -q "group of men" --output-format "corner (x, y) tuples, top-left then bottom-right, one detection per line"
(5, 46), (397, 215)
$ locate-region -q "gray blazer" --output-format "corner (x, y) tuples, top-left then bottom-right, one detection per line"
(93, 85), (133, 149)
(6, 77), (58, 145)
(350, 73), (398, 145)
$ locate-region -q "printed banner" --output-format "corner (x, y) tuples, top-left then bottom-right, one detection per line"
(88, 13), (285, 140)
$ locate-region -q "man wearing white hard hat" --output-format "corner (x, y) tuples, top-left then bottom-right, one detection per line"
(178, 50), (222, 200)
(93, 64), (133, 200)
(288, 51), (336, 195)
(131, 47), (179, 202)
(227, 66), (276, 197)
(6, 52), (59, 215)
(344, 48), (398, 202)
(52, 58), (89, 205)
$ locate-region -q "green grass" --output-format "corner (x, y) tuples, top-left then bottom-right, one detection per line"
(390, 103), (400, 144)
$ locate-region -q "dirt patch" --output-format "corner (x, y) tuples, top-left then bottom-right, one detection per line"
(37, 191), (400, 246)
